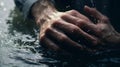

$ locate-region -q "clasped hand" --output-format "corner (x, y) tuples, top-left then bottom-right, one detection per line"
(37, 6), (120, 55)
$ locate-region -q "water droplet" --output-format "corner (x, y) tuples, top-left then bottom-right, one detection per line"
(0, 2), (4, 7)
(78, 40), (81, 43)
(66, 5), (70, 8)
(3, 8), (7, 11)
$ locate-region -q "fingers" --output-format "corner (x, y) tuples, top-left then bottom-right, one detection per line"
(44, 27), (87, 53)
(39, 9), (103, 53)
(52, 20), (100, 45)
(61, 13), (99, 36)
(66, 10), (90, 21)
(40, 36), (61, 51)
(84, 6), (103, 20)
(84, 6), (110, 23)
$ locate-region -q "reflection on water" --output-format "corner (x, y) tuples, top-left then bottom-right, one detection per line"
(1, 0), (120, 67)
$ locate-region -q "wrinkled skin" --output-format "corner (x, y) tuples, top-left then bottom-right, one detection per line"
(36, 6), (120, 55)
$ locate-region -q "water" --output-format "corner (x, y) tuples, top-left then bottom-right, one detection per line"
(0, 0), (120, 67)
(0, 0), (56, 67)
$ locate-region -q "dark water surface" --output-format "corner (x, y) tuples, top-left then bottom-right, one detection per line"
(1, 0), (120, 67)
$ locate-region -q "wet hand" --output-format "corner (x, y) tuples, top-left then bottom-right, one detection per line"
(60, 6), (120, 50)
(84, 6), (120, 46)
(39, 11), (95, 54)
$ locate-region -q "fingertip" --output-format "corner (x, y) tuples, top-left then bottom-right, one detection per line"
(84, 5), (93, 15)
(84, 5), (102, 20)
(84, 5), (91, 11)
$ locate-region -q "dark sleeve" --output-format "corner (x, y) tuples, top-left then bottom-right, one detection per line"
(14, 0), (55, 19)
(14, 0), (38, 18)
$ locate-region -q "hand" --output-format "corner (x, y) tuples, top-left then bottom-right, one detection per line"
(58, 6), (120, 51)
(31, 0), (98, 56)
(83, 6), (120, 47)
(39, 11), (98, 55)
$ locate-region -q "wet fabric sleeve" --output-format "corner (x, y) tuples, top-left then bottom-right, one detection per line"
(14, 0), (55, 19)
(14, 0), (38, 19)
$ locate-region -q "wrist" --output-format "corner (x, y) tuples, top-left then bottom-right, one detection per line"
(31, 0), (57, 26)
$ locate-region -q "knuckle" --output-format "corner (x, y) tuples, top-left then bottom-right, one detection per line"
(59, 35), (67, 42)
(75, 19), (85, 26)
(52, 19), (61, 26)
(40, 35), (46, 42)
(70, 10), (76, 12)
(101, 16), (109, 22)
(72, 26), (80, 33)
(69, 10), (79, 14)
(45, 27), (53, 34)
(95, 28), (102, 35)
(53, 19), (61, 24)
(53, 18), (61, 23)
(96, 27), (106, 35)
(91, 8), (97, 12)
(60, 13), (69, 19)
(47, 27), (52, 31)
(52, 21), (58, 27)
(76, 19), (84, 23)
